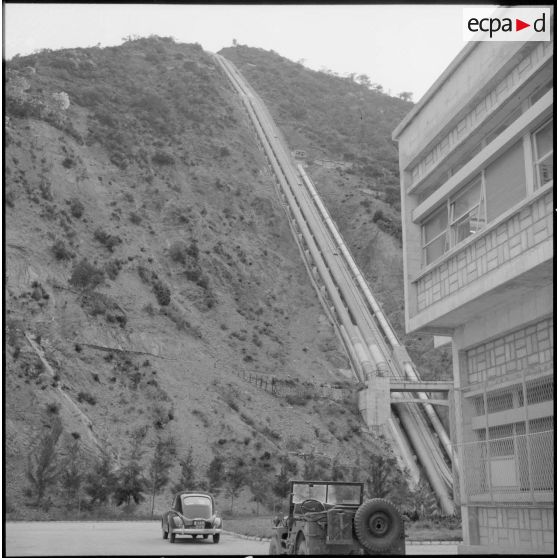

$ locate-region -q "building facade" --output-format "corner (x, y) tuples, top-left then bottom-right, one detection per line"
(392, 36), (553, 553)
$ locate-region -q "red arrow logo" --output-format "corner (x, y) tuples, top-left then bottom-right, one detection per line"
(516, 18), (530, 31)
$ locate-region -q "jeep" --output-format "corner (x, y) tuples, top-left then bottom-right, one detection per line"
(269, 480), (405, 555)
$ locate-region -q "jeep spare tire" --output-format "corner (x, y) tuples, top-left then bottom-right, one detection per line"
(354, 498), (404, 552)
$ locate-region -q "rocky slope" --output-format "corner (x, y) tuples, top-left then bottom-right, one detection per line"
(5, 37), (443, 518)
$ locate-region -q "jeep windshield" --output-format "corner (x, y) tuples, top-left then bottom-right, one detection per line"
(291, 482), (362, 506)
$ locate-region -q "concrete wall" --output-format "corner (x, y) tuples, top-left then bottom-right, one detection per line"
(472, 506), (554, 551)
(358, 376), (390, 427)
(466, 318), (553, 385)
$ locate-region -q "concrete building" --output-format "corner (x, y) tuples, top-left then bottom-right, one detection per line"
(392, 35), (553, 554)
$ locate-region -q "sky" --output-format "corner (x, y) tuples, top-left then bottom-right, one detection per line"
(3, 4), (491, 101)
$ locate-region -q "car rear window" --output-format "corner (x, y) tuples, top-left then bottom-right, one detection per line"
(181, 496), (212, 518)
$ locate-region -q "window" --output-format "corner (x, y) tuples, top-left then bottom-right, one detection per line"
(421, 176), (486, 265)
(420, 139), (532, 266)
(450, 177), (485, 245)
(422, 205), (449, 264)
(485, 141), (526, 221)
(532, 119), (553, 189)
(420, 116), (551, 267)
(472, 419), (554, 494)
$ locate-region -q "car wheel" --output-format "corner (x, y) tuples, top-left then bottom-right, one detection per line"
(354, 498), (404, 553)
(203, 534), (209, 539)
(169, 532), (176, 544)
(269, 536), (281, 555)
(192, 535), (198, 539)
(296, 535), (308, 555)
(213, 533), (220, 544)
(162, 529), (168, 540)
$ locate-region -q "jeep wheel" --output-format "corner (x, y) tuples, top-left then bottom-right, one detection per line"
(269, 536), (280, 555)
(169, 532), (176, 544)
(354, 499), (403, 553)
(213, 533), (220, 544)
(296, 535), (308, 555)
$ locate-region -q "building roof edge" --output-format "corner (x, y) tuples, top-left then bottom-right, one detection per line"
(392, 42), (479, 141)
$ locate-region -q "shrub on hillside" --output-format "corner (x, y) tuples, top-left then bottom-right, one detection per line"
(77, 391), (97, 405)
(104, 259), (123, 280)
(75, 87), (104, 107)
(94, 228), (122, 252)
(94, 109), (117, 128)
(129, 211), (142, 225)
(168, 241), (189, 264)
(384, 186), (401, 208)
(285, 393), (311, 406)
(153, 404), (174, 429)
(5, 97), (42, 119)
(372, 210), (402, 242)
(46, 402), (61, 415)
(39, 179), (53, 201)
(69, 197), (84, 218)
(196, 274), (210, 291)
(80, 291), (126, 328)
(261, 426), (281, 441)
(137, 265), (155, 284)
(69, 259), (104, 290)
(151, 151), (175, 166)
(153, 280), (171, 306)
(160, 305), (201, 337)
(110, 151), (129, 170)
(51, 239), (74, 261)
(5, 187), (16, 208)
(184, 267), (202, 283)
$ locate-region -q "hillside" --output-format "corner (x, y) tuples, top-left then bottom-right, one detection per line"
(5, 37), (443, 519)
(220, 45), (452, 380)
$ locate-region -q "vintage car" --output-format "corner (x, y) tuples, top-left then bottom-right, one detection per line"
(161, 491), (222, 544)
(269, 480), (405, 555)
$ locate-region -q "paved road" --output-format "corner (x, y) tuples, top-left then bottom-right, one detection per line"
(5, 521), (269, 556)
(6, 521), (458, 556)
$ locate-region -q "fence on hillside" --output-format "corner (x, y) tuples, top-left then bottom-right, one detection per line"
(234, 369), (354, 403)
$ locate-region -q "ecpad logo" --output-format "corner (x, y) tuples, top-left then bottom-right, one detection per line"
(468, 13), (546, 37)
(463, 7), (551, 42)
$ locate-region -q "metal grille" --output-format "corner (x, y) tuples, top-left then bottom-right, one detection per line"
(472, 395), (485, 416)
(457, 367), (554, 506)
(457, 428), (554, 504)
(486, 389), (515, 413)
(525, 377), (554, 405)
